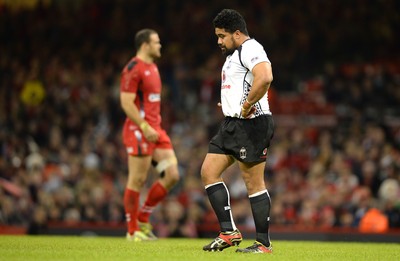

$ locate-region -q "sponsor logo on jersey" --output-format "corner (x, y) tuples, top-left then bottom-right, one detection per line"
(148, 93), (161, 102)
(144, 70), (151, 76)
(221, 70), (231, 89)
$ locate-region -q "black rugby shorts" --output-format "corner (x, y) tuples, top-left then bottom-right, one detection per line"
(208, 115), (274, 163)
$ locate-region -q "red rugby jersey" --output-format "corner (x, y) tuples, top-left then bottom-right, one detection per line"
(120, 57), (162, 127)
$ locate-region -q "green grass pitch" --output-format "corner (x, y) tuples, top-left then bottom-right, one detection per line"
(1, 235), (399, 261)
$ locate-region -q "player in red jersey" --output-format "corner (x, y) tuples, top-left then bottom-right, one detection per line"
(120, 29), (179, 241)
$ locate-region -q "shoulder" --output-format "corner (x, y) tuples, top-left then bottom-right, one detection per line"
(121, 58), (144, 83)
(124, 57), (143, 73)
(242, 39), (265, 53)
(241, 39), (270, 64)
(237, 39), (270, 70)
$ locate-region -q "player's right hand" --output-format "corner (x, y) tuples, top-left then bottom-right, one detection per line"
(240, 99), (256, 119)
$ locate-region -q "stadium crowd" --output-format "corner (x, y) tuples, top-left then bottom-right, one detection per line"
(1, 0), (399, 236)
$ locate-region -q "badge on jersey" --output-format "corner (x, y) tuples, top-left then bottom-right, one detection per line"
(240, 147), (247, 159)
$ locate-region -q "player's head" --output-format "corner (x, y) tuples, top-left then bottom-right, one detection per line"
(213, 9), (249, 35)
(135, 29), (161, 59)
(213, 9), (249, 56)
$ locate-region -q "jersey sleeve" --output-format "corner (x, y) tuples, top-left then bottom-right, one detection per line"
(120, 60), (141, 93)
(241, 41), (270, 72)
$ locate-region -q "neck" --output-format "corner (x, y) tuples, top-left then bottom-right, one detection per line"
(238, 36), (250, 46)
(234, 34), (250, 49)
(137, 52), (153, 63)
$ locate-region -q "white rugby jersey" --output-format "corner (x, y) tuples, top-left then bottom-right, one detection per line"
(220, 39), (272, 118)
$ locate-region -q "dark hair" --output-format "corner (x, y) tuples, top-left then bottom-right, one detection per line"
(134, 28), (157, 50)
(213, 9), (249, 36)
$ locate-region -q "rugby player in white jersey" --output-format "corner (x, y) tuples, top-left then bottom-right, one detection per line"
(201, 9), (274, 254)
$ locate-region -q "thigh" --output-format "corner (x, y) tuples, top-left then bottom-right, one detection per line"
(154, 128), (173, 150)
(152, 148), (176, 162)
(127, 154), (152, 190)
(201, 153), (235, 185)
(238, 161), (266, 195)
(235, 115), (274, 163)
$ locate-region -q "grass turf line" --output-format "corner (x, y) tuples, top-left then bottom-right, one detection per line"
(0, 236), (399, 261)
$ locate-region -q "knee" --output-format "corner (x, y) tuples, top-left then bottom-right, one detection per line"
(157, 157), (179, 187)
(165, 166), (180, 185)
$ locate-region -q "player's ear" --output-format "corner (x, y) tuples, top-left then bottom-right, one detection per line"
(140, 41), (149, 50)
(234, 30), (241, 39)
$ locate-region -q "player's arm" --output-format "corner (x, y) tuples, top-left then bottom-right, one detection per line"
(241, 61), (273, 118)
(120, 91), (159, 142)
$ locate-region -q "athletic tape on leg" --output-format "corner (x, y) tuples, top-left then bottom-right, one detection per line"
(155, 157), (177, 173)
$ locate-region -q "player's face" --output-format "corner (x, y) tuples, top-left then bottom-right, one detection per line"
(215, 28), (236, 56)
(147, 33), (162, 59)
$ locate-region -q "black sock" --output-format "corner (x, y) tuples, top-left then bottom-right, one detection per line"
(206, 182), (234, 232)
(249, 191), (271, 247)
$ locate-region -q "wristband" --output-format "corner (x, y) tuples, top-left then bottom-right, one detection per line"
(140, 122), (150, 131)
(242, 99), (252, 110)
(246, 99), (254, 106)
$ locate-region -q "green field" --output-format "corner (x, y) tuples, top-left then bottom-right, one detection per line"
(0, 235), (399, 261)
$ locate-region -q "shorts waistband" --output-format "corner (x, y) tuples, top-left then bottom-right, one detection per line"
(225, 114), (272, 121)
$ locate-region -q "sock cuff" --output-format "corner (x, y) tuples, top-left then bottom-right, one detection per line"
(249, 190), (270, 203)
(153, 181), (168, 194)
(205, 181), (224, 190)
(205, 182), (225, 194)
(125, 188), (140, 196)
(249, 189), (269, 198)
